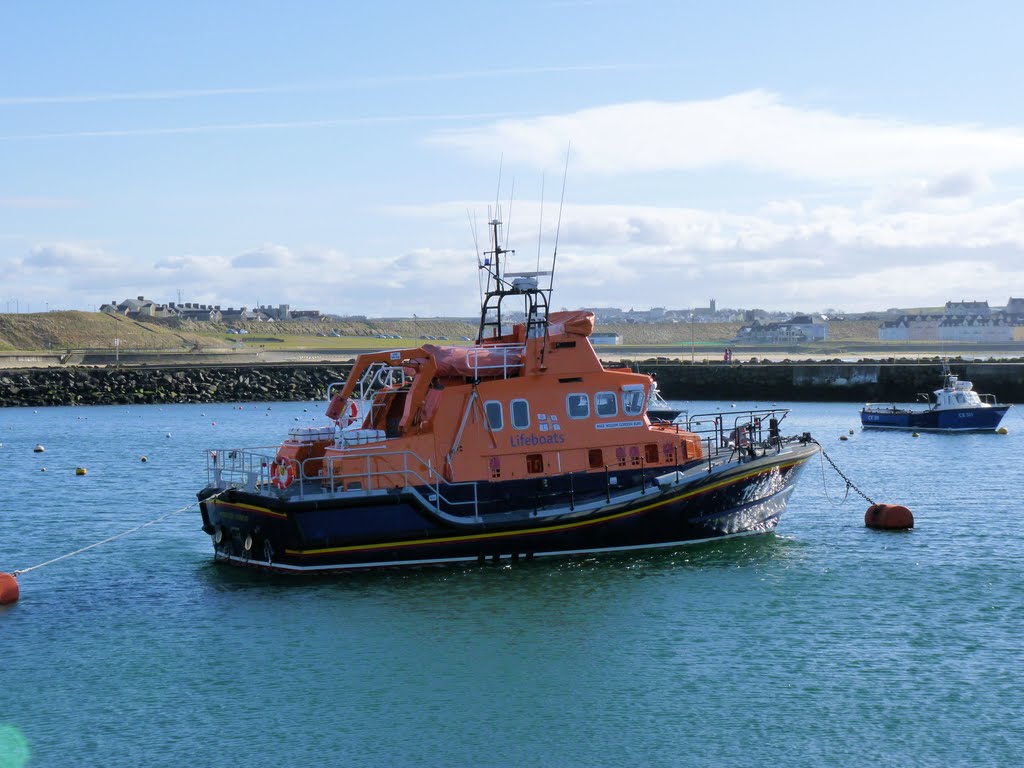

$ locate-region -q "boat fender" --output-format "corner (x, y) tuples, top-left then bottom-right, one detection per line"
(0, 572), (19, 605)
(653, 471), (683, 487)
(270, 457), (296, 489)
(865, 503), (914, 530)
(244, 534), (254, 552)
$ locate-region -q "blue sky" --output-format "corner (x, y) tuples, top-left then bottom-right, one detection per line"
(3, 1), (1023, 317)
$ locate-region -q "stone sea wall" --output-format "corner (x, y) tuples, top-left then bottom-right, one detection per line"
(0, 365), (352, 407)
(637, 361), (1024, 403)
(2, 361), (1023, 408)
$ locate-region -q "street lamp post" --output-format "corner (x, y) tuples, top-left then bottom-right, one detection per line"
(689, 314), (695, 364)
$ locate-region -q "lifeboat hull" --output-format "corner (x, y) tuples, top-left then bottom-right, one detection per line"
(198, 441), (818, 573)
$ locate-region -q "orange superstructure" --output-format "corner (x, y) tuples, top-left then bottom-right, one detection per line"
(313, 311), (702, 493)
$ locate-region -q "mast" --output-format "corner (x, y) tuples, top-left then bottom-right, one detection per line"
(476, 216), (552, 344)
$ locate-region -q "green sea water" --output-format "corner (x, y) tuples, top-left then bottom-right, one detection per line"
(1, 400), (1022, 767)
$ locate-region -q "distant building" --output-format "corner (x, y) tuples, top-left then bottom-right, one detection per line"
(735, 314), (829, 343)
(879, 298), (1024, 341)
(258, 304), (291, 320)
(102, 296), (175, 318)
(589, 333), (622, 345)
(945, 300), (991, 318)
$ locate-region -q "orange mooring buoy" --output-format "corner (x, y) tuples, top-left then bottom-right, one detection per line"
(865, 504), (914, 530)
(0, 572), (19, 605)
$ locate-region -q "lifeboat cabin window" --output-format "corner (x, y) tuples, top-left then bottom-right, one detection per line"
(595, 391), (618, 418)
(484, 401), (503, 431)
(622, 385), (645, 416)
(566, 393), (590, 419)
(511, 398), (530, 429)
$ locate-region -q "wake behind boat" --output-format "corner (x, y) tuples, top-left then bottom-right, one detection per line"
(197, 215), (819, 573)
(860, 363), (1011, 432)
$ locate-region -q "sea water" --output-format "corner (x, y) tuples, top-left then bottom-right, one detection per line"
(1, 400), (1022, 768)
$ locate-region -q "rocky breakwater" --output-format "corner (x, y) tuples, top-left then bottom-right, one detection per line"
(0, 364), (353, 407)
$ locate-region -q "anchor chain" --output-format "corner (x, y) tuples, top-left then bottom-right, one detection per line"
(811, 439), (876, 506)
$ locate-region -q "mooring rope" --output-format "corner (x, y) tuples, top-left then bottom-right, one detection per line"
(811, 438), (876, 508)
(12, 490), (225, 577)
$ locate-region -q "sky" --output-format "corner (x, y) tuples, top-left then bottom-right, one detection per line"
(3, 1), (1024, 318)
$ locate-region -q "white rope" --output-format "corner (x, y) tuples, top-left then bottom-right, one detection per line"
(12, 490), (225, 577)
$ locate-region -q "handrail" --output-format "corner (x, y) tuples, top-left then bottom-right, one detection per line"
(206, 445), (482, 517)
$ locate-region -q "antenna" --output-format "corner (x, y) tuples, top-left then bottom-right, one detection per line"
(493, 156), (503, 220)
(505, 177), (515, 253)
(468, 208), (484, 307)
(536, 172), (545, 272)
(549, 142), (571, 294)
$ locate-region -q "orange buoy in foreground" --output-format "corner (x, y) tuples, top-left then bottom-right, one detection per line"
(0, 572), (19, 605)
(865, 504), (914, 530)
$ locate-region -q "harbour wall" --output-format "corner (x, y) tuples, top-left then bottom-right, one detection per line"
(635, 361), (1024, 403)
(1, 361), (1023, 408)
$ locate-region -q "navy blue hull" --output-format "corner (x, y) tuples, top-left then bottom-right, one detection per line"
(861, 405), (1010, 432)
(199, 448), (816, 573)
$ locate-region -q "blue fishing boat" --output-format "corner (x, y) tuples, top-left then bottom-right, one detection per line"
(860, 364), (1011, 432)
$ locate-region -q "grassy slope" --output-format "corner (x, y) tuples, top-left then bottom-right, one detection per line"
(0, 313), (883, 352)
(0, 312), (228, 352)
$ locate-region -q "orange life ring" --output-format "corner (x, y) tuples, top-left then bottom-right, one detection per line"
(339, 401), (360, 427)
(270, 457), (296, 489)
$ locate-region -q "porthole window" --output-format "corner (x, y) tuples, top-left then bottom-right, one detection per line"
(595, 391), (618, 418)
(566, 393), (590, 419)
(484, 401), (503, 431)
(511, 399), (530, 429)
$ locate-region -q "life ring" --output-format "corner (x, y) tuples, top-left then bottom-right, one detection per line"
(339, 401), (360, 427)
(270, 457), (296, 489)
(328, 396), (360, 428)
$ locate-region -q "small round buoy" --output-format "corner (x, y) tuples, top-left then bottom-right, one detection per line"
(911, 432), (920, 438)
(848, 429), (854, 435)
(33, 444), (45, 453)
(0, 572), (19, 605)
(75, 467), (87, 476)
(40, 467), (46, 472)
(997, 427), (1008, 434)
(839, 435), (848, 441)
(865, 504), (914, 530)
(140, 456), (148, 463)
(166, 432), (172, 438)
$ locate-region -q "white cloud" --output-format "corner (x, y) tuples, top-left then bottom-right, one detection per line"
(429, 91), (1024, 185)
(25, 242), (121, 269)
(231, 244), (295, 269)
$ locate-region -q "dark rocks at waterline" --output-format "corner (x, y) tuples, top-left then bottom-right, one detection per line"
(0, 365), (352, 408)
(3, 359), (1024, 408)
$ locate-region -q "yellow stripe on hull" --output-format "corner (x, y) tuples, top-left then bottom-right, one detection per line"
(285, 457), (807, 558)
